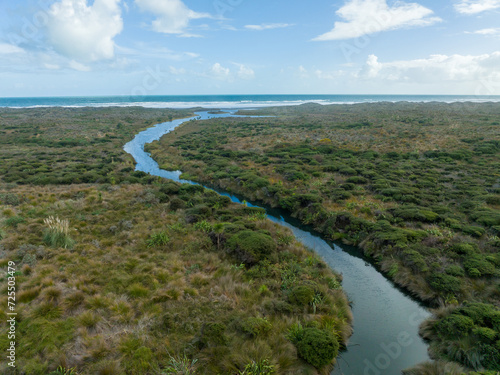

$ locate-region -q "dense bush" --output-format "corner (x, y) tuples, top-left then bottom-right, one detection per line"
(293, 327), (339, 369)
(428, 273), (461, 294)
(436, 315), (474, 337)
(463, 255), (496, 277)
(226, 230), (277, 266)
(288, 285), (315, 306)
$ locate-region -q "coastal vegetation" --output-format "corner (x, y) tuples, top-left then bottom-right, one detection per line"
(146, 102), (500, 373)
(0, 107), (352, 374)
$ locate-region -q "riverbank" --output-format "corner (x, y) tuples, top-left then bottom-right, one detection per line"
(146, 102), (500, 373)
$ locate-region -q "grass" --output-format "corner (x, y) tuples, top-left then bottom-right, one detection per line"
(43, 216), (74, 249)
(0, 183), (352, 374)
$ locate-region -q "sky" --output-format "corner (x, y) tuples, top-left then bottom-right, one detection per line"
(0, 0), (499, 97)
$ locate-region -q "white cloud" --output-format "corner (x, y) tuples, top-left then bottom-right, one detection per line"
(205, 63), (254, 81)
(210, 62), (231, 80)
(360, 52), (500, 85)
(455, 0), (500, 14)
(235, 64), (255, 79)
(135, 0), (210, 35)
(244, 23), (292, 31)
(468, 27), (500, 35)
(47, 0), (123, 62)
(69, 60), (91, 71)
(0, 43), (25, 55)
(313, 0), (441, 41)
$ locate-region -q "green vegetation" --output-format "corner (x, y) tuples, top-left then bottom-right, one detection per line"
(42, 216), (75, 249)
(0, 105), (352, 374)
(288, 324), (340, 369)
(147, 102), (500, 373)
(0, 107), (191, 186)
(420, 303), (500, 371)
(0, 183), (351, 374)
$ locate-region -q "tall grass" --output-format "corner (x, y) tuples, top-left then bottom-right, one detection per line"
(161, 355), (198, 375)
(402, 361), (464, 375)
(43, 216), (74, 249)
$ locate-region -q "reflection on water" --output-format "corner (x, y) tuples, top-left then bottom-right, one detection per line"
(124, 111), (430, 375)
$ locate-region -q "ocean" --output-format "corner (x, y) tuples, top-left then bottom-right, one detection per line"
(1, 94), (500, 108)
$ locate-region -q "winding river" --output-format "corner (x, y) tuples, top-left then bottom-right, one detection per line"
(124, 110), (431, 375)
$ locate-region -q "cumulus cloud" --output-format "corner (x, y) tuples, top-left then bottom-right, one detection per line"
(360, 52), (500, 84)
(47, 0), (123, 62)
(235, 64), (255, 79)
(313, 0), (441, 41)
(135, 0), (210, 35)
(206, 63), (254, 81)
(244, 23), (292, 31)
(210, 62), (230, 79)
(455, 0), (500, 14)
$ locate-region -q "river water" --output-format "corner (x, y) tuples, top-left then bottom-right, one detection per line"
(123, 110), (431, 375)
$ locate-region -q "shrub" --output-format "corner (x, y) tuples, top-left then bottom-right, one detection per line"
(226, 230), (277, 266)
(455, 302), (498, 326)
(402, 250), (429, 273)
(194, 220), (212, 233)
(463, 255), (496, 277)
(462, 225), (486, 238)
(436, 314), (474, 337)
(428, 273), (461, 294)
(451, 243), (477, 255)
(169, 197), (186, 210)
(473, 327), (497, 342)
(199, 322), (227, 347)
(160, 182), (180, 195)
(43, 216), (74, 249)
(241, 317), (272, 337)
(0, 193), (21, 206)
(293, 327), (339, 369)
(6, 216), (26, 228)
(445, 265), (465, 277)
(146, 231), (170, 248)
(485, 195), (500, 206)
(288, 285), (315, 306)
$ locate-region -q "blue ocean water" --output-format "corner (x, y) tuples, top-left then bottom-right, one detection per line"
(1, 94), (500, 108)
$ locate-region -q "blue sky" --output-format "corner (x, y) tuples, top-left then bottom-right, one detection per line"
(0, 0), (499, 97)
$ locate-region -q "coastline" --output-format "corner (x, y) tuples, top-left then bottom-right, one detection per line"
(2, 94), (500, 109)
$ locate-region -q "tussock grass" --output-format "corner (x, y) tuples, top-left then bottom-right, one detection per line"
(0, 183), (352, 374)
(402, 360), (465, 375)
(43, 216), (75, 249)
